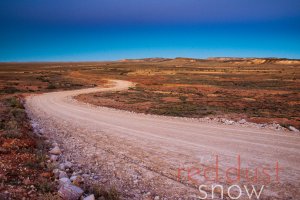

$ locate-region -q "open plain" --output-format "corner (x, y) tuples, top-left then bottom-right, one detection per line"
(1, 58), (300, 199)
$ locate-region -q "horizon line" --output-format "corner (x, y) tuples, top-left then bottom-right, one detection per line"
(1, 56), (300, 63)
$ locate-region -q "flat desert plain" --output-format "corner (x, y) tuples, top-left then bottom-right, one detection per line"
(0, 58), (300, 199)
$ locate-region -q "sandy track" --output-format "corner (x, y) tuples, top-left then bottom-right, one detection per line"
(26, 80), (300, 199)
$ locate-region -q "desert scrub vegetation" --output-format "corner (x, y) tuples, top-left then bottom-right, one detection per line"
(0, 96), (56, 199)
(85, 184), (120, 200)
(0, 59), (299, 128)
(74, 58), (299, 129)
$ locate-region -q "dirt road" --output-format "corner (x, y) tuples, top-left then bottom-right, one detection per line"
(26, 80), (300, 199)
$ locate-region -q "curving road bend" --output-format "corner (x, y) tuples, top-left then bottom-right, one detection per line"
(26, 80), (300, 199)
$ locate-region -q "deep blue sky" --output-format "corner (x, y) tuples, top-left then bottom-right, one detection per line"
(0, 0), (300, 61)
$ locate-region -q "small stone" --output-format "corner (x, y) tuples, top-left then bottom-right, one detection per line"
(289, 126), (299, 132)
(145, 192), (151, 196)
(64, 161), (73, 169)
(50, 155), (58, 162)
(49, 146), (61, 155)
(273, 123), (281, 129)
(101, 178), (108, 183)
(154, 196), (160, 200)
(59, 177), (71, 186)
(224, 120), (234, 125)
(59, 171), (68, 179)
(70, 176), (77, 182)
(238, 119), (246, 124)
(72, 176), (84, 186)
(53, 169), (60, 178)
(59, 163), (66, 171)
(58, 184), (84, 200)
(82, 174), (89, 178)
(83, 194), (95, 200)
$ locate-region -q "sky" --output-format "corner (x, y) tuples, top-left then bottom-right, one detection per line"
(0, 0), (300, 61)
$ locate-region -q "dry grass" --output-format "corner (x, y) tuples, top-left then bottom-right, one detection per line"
(0, 96), (56, 199)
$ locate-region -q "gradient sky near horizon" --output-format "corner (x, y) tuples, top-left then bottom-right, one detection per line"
(1, 0), (300, 61)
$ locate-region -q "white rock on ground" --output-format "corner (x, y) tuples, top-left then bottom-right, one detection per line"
(64, 161), (73, 169)
(289, 126), (300, 132)
(59, 177), (71, 187)
(58, 183), (84, 200)
(59, 171), (69, 179)
(49, 146), (62, 155)
(52, 142), (58, 146)
(70, 176), (77, 182)
(53, 169), (60, 178)
(50, 154), (58, 162)
(71, 176), (84, 184)
(59, 163), (66, 171)
(238, 119), (247, 124)
(83, 194), (95, 200)
(224, 120), (234, 125)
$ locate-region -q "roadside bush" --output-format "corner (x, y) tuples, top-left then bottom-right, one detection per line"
(2, 130), (22, 139)
(10, 108), (27, 122)
(5, 119), (19, 131)
(47, 84), (56, 89)
(86, 184), (120, 200)
(1, 86), (20, 94)
(6, 97), (24, 109)
(36, 178), (56, 193)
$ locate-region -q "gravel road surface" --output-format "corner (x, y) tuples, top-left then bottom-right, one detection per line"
(26, 80), (300, 200)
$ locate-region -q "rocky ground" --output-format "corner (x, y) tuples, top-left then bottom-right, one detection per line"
(0, 96), (121, 200)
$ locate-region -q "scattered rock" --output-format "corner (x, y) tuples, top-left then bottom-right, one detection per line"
(83, 194), (95, 200)
(50, 154), (58, 162)
(224, 120), (234, 125)
(53, 169), (60, 178)
(64, 161), (73, 169)
(59, 177), (71, 186)
(145, 192), (151, 196)
(82, 174), (89, 178)
(49, 146), (62, 155)
(260, 124), (267, 128)
(70, 176), (77, 182)
(52, 142), (58, 147)
(59, 171), (68, 179)
(288, 126), (299, 132)
(71, 176), (84, 186)
(272, 123), (282, 130)
(154, 196), (160, 200)
(58, 184), (84, 200)
(238, 119), (246, 124)
(59, 163), (66, 171)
